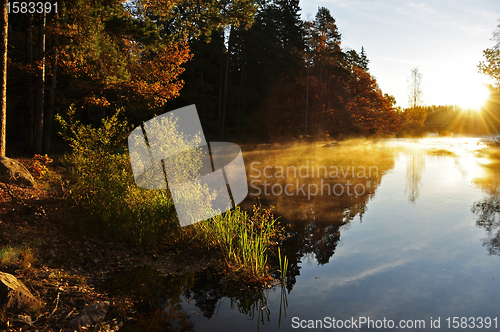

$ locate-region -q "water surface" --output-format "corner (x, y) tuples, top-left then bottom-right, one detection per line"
(124, 138), (500, 331)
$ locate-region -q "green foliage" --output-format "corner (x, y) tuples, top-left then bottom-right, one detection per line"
(55, 107), (284, 283)
(195, 205), (281, 282)
(0, 246), (18, 268)
(479, 24), (500, 87)
(55, 108), (180, 244)
(0, 244), (34, 271)
(278, 246), (288, 286)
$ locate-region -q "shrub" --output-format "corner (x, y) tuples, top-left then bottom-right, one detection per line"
(56, 109), (182, 244)
(26, 154), (53, 179)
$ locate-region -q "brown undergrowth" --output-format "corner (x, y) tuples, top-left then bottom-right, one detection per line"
(0, 164), (220, 331)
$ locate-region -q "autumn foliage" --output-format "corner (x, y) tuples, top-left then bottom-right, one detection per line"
(6, 0), (408, 156)
(263, 6), (402, 140)
(346, 67), (403, 135)
(56, 0), (193, 110)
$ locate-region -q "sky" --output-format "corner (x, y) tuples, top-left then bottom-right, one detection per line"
(299, 0), (500, 108)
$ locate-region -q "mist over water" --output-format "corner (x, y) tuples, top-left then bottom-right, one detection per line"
(137, 137), (500, 331)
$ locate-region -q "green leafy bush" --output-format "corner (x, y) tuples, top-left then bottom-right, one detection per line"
(56, 109), (180, 244)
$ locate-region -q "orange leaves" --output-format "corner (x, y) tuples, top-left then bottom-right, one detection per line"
(53, 0), (194, 110)
(127, 40), (192, 108)
(347, 67), (403, 135)
(82, 96), (111, 107)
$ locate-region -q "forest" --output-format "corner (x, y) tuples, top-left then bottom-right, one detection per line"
(3, 0), (500, 155)
(2, 0), (410, 157)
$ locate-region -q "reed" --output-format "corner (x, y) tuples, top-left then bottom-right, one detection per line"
(196, 205), (280, 282)
(278, 247), (288, 286)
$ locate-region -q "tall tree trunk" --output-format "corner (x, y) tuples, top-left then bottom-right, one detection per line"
(24, 14), (33, 152)
(265, 84), (271, 141)
(318, 58), (322, 129)
(217, 51), (224, 134)
(220, 26), (233, 139)
(0, 0), (7, 157)
(305, 64), (309, 136)
(34, 10), (46, 154)
(236, 43), (246, 139)
(42, 26), (57, 154)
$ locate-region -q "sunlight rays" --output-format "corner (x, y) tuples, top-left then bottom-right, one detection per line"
(461, 83), (491, 111)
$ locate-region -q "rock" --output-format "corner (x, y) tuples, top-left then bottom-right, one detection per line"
(0, 157), (35, 187)
(0, 271), (41, 314)
(70, 301), (110, 329)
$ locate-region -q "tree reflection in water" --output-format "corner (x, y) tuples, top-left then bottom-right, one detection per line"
(405, 150), (425, 203)
(104, 266), (289, 330)
(241, 140), (399, 293)
(471, 147), (500, 255)
(472, 196), (500, 255)
(106, 140), (500, 330)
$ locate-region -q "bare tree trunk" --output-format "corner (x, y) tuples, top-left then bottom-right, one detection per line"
(42, 26), (57, 154)
(305, 64), (309, 136)
(24, 14), (33, 152)
(265, 85), (271, 141)
(217, 51), (223, 134)
(236, 43), (245, 139)
(0, 0), (8, 157)
(34, 10), (46, 154)
(318, 59), (322, 129)
(220, 26), (233, 139)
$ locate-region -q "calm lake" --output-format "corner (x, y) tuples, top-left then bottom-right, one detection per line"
(122, 137), (500, 331)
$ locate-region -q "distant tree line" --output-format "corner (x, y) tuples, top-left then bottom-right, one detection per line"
(5, 0), (405, 154)
(421, 98), (500, 136)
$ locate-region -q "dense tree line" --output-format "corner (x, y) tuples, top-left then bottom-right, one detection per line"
(168, 1), (403, 141)
(5, 0), (257, 154)
(15, 1), (500, 154)
(3, 1), (500, 155)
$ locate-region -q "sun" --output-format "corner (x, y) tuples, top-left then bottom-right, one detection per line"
(459, 83), (491, 111)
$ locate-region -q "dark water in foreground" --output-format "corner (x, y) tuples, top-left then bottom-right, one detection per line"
(114, 138), (500, 331)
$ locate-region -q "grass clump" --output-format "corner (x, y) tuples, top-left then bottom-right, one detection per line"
(195, 205), (282, 283)
(278, 247), (288, 286)
(0, 246), (17, 267)
(0, 244), (35, 271)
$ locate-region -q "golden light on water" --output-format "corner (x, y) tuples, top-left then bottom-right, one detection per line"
(385, 137), (490, 186)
